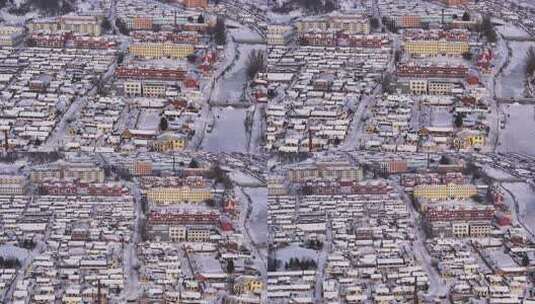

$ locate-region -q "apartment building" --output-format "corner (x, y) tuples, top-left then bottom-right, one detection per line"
(129, 42), (194, 59)
(116, 66), (186, 81)
(146, 186), (213, 204)
(408, 79), (458, 95)
(30, 162), (105, 183)
(296, 12), (370, 35)
(405, 40), (470, 56)
(442, 0), (469, 6)
(183, 0), (208, 9)
(414, 183), (477, 200)
(0, 175), (27, 195)
(287, 161), (363, 183)
(266, 24), (294, 45)
(0, 26), (24, 46)
(152, 133), (187, 152)
(28, 15), (102, 36)
(403, 29), (470, 56)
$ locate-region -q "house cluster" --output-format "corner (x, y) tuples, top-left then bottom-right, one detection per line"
(471, 0), (535, 37)
(0, 152), (266, 303)
(28, 14), (102, 36)
(115, 0), (204, 31)
(379, 0), (473, 30)
(134, 163), (262, 303)
(0, 26), (25, 47)
(363, 61), (491, 152)
(268, 158), (433, 303)
(0, 194), (135, 303)
(260, 42), (391, 152)
(210, 0), (267, 31)
(0, 47), (116, 150)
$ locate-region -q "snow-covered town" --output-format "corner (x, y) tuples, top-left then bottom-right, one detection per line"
(0, 0), (535, 302)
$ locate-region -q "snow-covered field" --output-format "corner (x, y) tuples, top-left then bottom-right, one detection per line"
(243, 187), (267, 246)
(0, 245), (29, 261)
(483, 166), (518, 181)
(136, 109), (160, 130)
(496, 22), (531, 39)
(201, 106), (248, 152)
(274, 243), (320, 270)
(497, 104), (535, 155)
(495, 41), (535, 98)
(502, 182), (535, 237)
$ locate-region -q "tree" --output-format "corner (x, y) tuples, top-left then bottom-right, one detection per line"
(187, 53), (197, 64)
(462, 52), (473, 61)
(462, 11), (471, 21)
(381, 73), (394, 93)
(226, 259), (235, 274)
(370, 17), (380, 30)
(101, 18), (112, 33)
(246, 49), (265, 80)
(117, 52), (125, 64)
(115, 19), (130, 36)
(525, 46), (535, 78)
(205, 198), (216, 207)
(394, 50), (402, 64)
(454, 113), (464, 128)
(159, 117), (168, 131)
(189, 159), (199, 168)
(522, 254), (530, 266)
(28, 0), (60, 15)
(212, 16), (226, 45)
(481, 15), (497, 43)
(439, 155), (450, 165)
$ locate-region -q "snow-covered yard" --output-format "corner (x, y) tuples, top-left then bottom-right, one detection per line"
(201, 106), (249, 152)
(495, 41), (535, 98)
(243, 187), (267, 246)
(497, 104), (535, 155)
(502, 182), (535, 238)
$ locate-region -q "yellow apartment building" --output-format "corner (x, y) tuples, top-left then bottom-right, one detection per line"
(146, 186), (213, 204)
(405, 40), (469, 56)
(129, 42), (194, 59)
(413, 183), (477, 200)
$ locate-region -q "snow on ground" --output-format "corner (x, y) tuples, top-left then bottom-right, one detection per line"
(497, 104), (535, 155)
(274, 243), (320, 270)
(248, 103), (265, 153)
(201, 106), (248, 152)
(430, 107), (452, 127)
(212, 43), (264, 104)
(495, 22), (531, 39)
(267, 9), (302, 24)
(0, 10), (38, 26)
(229, 168), (262, 185)
(502, 182), (535, 237)
(231, 26), (264, 42)
(193, 254), (222, 273)
(495, 41), (535, 98)
(136, 109), (160, 130)
(243, 187), (267, 246)
(0, 245), (29, 261)
(483, 166), (518, 181)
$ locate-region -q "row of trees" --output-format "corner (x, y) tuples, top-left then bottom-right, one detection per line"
(210, 16), (226, 46)
(27, 0), (73, 15)
(480, 15), (497, 43)
(525, 47), (535, 79)
(285, 257), (317, 270)
(246, 49), (266, 80)
(0, 257), (21, 269)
